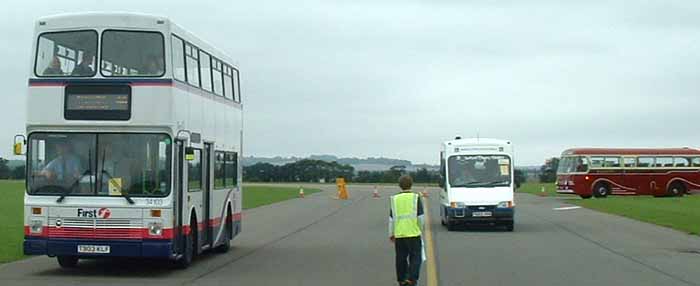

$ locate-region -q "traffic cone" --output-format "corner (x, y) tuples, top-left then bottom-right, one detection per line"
(299, 187), (305, 198)
(422, 186), (429, 198)
(372, 186), (380, 198)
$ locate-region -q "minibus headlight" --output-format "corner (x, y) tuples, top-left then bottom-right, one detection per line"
(450, 202), (465, 209)
(497, 201), (514, 208)
(148, 222), (163, 236)
(30, 220), (43, 234)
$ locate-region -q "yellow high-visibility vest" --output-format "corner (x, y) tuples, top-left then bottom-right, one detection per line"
(391, 192), (421, 238)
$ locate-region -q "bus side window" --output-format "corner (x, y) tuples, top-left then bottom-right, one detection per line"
(590, 157), (604, 168)
(637, 157), (653, 168)
(172, 35), (186, 82)
(187, 149), (202, 192)
(655, 157), (673, 168)
(604, 157), (620, 168)
(185, 44), (200, 87)
(623, 157), (636, 168)
(674, 157), (689, 168)
(692, 157), (700, 167)
(215, 152), (225, 188)
(225, 152), (238, 187)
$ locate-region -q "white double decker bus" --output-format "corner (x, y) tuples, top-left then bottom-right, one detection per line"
(16, 12), (243, 268)
(438, 137), (515, 231)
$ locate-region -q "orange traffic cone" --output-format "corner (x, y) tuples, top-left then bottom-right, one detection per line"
(372, 186), (380, 198)
(299, 187), (305, 198)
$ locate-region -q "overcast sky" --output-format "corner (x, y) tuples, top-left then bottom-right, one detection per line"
(2, 0), (699, 166)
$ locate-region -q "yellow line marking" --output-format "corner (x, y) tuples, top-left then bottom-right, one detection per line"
(422, 196), (438, 286)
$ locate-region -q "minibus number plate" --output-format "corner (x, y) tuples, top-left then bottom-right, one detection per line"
(472, 211), (492, 217)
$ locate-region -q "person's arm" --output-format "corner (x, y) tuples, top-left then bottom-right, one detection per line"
(417, 195), (425, 232)
(388, 207), (394, 241)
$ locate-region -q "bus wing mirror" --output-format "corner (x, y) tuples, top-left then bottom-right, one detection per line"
(13, 135), (26, 155)
(185, 147), (195, 161)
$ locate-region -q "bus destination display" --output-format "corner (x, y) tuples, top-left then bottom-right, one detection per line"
(66, 94), (129, 111)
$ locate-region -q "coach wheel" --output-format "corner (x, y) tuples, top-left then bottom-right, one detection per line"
(592, 183), (610, 198)
(445, 217), (456, 231)
(666, 182), (685, 197)
(57, 256), (79, 268)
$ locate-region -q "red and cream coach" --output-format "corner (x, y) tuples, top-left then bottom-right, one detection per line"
(15, 12), (243, 268)
(556, 148), (700, 198)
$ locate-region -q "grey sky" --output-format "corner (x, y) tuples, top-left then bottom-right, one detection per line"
(2, 0), (699, 166)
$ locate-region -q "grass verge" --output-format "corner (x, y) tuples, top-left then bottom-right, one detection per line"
(0, 181), (319, 264)
(568, 195), (700, 235)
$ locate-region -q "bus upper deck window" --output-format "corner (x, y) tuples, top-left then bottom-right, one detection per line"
(35, 30), (98, 77)
(101, 30), (165, 77)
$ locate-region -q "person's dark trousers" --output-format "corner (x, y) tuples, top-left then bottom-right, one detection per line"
(395, 236), (422, 284)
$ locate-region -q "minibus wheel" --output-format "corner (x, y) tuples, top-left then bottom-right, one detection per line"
(592, 183), (610, 198)
(666, 182), (685, 197)
(57, 256), (78, 268)
(505, 223), (514, 232)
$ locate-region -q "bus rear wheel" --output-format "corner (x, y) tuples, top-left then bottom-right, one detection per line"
(57, 256), (79, 268)
(666, 182), (686, 197)
(592, 183), (610, 198)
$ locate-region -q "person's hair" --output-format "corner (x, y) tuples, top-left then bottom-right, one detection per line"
(398, 175), (413, 190)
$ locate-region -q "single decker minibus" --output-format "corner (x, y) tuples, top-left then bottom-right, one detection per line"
(438, 137), (515, 231)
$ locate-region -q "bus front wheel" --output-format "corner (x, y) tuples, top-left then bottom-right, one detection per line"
(57, 256), (78, 268)
(666, 182), (685, 197)
(593, 183), (610, 198)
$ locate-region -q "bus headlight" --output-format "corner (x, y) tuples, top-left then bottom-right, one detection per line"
(497, 201), (514, 208)
(450, 202), (465, 208)
(30, 220), (43, 234)
(148, 222), (163, 236)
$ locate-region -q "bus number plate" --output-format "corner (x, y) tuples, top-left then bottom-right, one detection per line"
(472, 211), (492, 217)
(77, 245), (110, 254)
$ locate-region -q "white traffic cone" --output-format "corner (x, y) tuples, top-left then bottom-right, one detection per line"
(372, 186), (380, 198)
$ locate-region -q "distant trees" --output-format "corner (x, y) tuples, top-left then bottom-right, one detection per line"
(514, 169), (526, 188)
(243, 160), (354, 183)
(539, 157), (560, 183)
(0, 158), (24, 180)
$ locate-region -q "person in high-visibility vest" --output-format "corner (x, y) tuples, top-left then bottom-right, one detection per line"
(389, 175), (424, 286)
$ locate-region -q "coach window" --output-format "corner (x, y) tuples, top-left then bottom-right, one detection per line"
(185, 44), (200, 87)
(233, 68), (241, 102)
(674, 157), (690, 168)
(623, 157), (636, 168)
(200, 51), (212, 92)
(212, 59), (224, 96)
(223, 66), (234, 100)
(603, 157), (620, 168)
(637, 157), (654, 168)
(590, 157), (604, 168)
(225, 152), (238, 187)
(655, 157), (673, 168)
(172, 36), (186, 81)
(187, 149), (202, 192)
(692, 157), (700, 167)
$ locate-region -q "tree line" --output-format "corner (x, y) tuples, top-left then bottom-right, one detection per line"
(0, 158), (25, 180)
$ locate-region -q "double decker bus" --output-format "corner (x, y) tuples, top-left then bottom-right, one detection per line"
(438, 137), (515, 231)
(16, 12), (243, 268)
(556, 148), (700, 198)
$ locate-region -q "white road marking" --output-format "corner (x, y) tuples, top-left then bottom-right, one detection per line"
(553, 206), (582, 211)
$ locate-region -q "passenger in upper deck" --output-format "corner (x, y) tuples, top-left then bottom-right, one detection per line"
(143, 54), (164, 76)
(71, 50), (94, 76)
(42, 56), (64, 76)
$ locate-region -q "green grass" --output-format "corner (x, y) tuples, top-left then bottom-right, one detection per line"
(242, 185), (321, 209)
(0, 180), (318, 264)
(0, 180), (26, 263)
(569, 195), (700, 235)
(517, 182), (700, 235)
(516, 182), (559, 197)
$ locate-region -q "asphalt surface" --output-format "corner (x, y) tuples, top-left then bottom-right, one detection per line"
(1, 184), (699, 286)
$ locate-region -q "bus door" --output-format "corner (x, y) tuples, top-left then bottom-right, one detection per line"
(174, 140), (185, 256)
(202, 143), (213, 248)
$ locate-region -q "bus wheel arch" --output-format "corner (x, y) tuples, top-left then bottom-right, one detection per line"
(215, 203), (233, 253)
(666, 180), (686, 197)
(592, 181), (610, 198)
